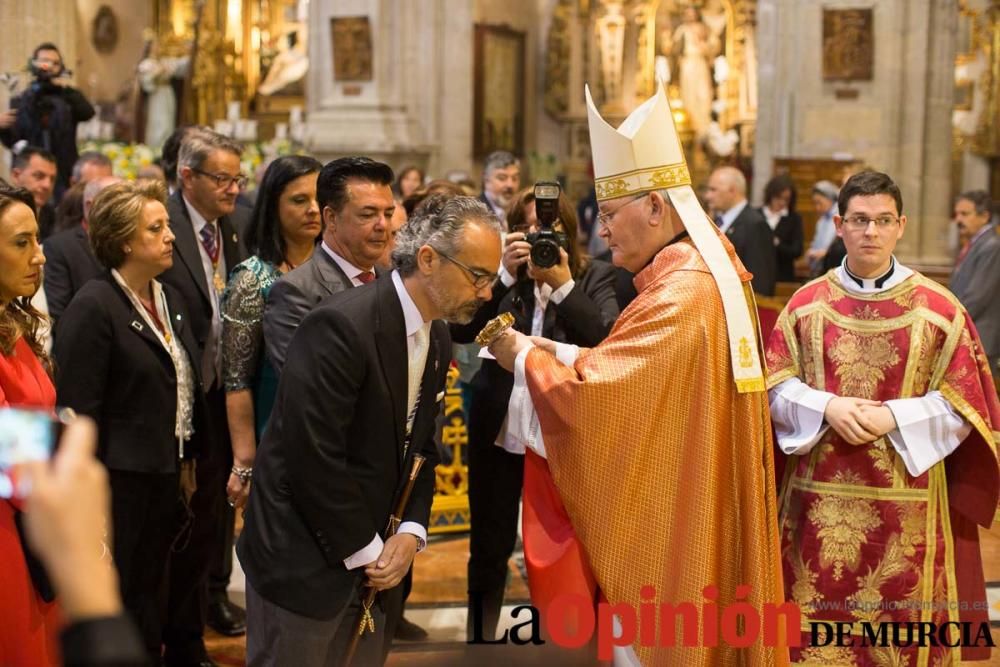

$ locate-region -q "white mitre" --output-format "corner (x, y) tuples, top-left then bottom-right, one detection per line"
(585, 82), (764, 393)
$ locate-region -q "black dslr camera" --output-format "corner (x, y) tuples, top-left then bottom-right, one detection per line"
(527, 182), (568, 268)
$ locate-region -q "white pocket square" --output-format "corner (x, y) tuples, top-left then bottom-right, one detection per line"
(435, 391), (445, 402)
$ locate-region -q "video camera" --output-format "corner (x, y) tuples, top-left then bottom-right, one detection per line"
(527, 182), (568, 269)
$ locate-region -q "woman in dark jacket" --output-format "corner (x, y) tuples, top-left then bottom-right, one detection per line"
(759, 174), (804, 283)
(54, 180), (204, 661)
(452, 186), (620, 641)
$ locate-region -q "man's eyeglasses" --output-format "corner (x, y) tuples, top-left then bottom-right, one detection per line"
(191, 168), (248, 190)
(842, 215), (900, 230)
(596, 194), (646, 229)
(436, 249), (498, 289)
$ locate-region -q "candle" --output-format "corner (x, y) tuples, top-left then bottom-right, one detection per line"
(289, 106), (303, 125)
(275, 122), (288, 140)
(227, 101), (241, 123)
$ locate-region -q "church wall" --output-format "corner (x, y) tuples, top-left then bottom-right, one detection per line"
(754, 0), (956, 266)
(74, 0), (153, 108)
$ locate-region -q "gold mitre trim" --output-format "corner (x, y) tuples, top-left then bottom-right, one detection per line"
(585, 82), (765, 393)
(594, 162), (692, 202)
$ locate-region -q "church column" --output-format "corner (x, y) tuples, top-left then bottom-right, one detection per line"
(304, 0), (473, 175)
(752, 0), (957, 268)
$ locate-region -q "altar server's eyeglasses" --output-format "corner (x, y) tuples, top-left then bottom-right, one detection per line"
(841, 215), (900, 230)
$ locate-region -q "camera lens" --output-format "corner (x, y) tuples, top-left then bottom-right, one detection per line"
(531, 239), (560, 268)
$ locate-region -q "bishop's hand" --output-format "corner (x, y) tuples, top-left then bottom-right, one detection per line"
(489, 328), (532, 372)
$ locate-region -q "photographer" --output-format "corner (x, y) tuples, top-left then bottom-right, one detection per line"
(1, 43), (95, 200)
(451, 184), (619, 641)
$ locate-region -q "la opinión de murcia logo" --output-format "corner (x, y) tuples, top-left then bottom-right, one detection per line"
(469, 585), (996, 660)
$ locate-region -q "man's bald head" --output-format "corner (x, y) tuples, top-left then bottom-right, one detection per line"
(705, 166), (748, 214)
(83, 176), (122, 221)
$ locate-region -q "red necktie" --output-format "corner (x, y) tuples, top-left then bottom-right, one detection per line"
(358, 271), (375, 284)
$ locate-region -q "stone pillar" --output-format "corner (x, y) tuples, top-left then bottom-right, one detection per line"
(305, 0), (474, 177)
(753, 0), (957, 267)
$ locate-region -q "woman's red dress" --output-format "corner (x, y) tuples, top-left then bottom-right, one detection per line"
(0, 337), (61, 666)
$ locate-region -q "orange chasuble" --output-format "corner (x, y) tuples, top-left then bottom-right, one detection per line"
(522, 238), (787, 666)
(766, 271), (1000, 665)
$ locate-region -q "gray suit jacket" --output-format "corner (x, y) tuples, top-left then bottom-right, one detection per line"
(263, 247), (354, 372)
(950, 224), (1000, 376)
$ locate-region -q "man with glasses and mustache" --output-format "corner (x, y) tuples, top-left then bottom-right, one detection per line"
(766, 171), (999, 665)
(160, 127), (251, 663)
(239, 197), (501, 666)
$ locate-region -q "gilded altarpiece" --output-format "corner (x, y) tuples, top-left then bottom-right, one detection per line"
(952, 0), (1000, 198)
(545, 0), (758, 199)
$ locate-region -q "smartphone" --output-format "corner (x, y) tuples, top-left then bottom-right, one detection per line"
(0, 407), (62, 499)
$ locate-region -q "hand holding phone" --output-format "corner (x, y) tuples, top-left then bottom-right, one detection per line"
(0, 408), (62, 499)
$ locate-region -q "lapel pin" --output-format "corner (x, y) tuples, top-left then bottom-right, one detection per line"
(130, 320), (144, 332)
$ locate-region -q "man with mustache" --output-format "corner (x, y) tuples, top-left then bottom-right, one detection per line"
(950, 189), (1000, 391)
(240, 197), (502, 666)
(766, 171), (999, 665)
(478, 150), (520, 228)
(264, 156), (396, 372)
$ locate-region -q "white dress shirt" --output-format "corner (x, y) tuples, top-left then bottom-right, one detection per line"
(343, 271), (430, 570)
(768, 258), (972, 477)
(492, 266), (576, 452)
(182, 196), (226, 389)
(717, 200), (748, 235)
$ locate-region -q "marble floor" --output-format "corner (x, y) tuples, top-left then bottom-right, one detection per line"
(207, 524), (1000, 666)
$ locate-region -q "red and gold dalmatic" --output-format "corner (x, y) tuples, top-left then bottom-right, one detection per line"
(766, 271), (1000, 666)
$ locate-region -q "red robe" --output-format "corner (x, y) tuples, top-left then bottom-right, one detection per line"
(766, 271), (1000, 665)
(0, 337), (61, 666)
(521, 239), (787, 665)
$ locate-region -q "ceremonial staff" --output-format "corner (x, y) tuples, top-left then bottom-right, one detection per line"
(342, 454), (427, 666)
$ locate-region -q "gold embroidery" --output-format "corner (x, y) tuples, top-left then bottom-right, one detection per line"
(853, 304), (883, 321)
(789, 547), (822, 616)
(807, 471), (883, 581)
(867, 437), (895, 484)
(829, 329), (901, 399)
(869, 645), (908, 667)
(907, 320), (937, 398)
(595, 178), (628, 200)
(648, 163), (691, 188)
(898, 503), (926, 558)
(847, 533), (912, 624)
(739, 336), (753, 368)
(796, 646), (856, 665)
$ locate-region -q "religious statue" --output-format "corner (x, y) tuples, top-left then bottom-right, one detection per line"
(137, 39), (189, 149)
(258, 27), (308, 96)
(663, 6), (720, 139)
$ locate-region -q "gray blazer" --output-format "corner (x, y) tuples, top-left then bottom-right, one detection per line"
(263, 247), (354, 372)
(950, 224), (1000, 376)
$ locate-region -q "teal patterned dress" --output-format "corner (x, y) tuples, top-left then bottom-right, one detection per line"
(221, 256), (283, 437)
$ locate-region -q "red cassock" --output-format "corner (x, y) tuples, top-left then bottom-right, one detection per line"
(0, 338), (61, 666)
